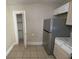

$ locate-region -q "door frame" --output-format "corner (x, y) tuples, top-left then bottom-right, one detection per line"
(13, 11), (27, 48)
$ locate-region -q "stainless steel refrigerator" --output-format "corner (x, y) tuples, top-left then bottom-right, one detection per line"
(43, 13), (71, 55)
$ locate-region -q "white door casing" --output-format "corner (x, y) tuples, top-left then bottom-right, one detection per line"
(13, 11), (27, 48)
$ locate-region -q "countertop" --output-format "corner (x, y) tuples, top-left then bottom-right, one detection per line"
(55, 37), (72, 55)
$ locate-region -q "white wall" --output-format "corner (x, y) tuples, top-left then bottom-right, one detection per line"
(6, 4), (57, 52)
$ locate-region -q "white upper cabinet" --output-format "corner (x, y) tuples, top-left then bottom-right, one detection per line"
(53, 1), (72, 25)
(66, 1), (72, 25)
(53, 3), (69, 15)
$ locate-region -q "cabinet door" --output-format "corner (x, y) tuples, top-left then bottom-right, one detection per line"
(66, 1), (72, 25)
(54, 43), (70, 59)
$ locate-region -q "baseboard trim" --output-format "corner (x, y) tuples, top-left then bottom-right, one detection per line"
(27, 42), (43, 45)
(6, 42), (17, 56)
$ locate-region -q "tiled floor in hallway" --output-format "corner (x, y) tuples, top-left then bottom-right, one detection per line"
(7, 44), (55, 59)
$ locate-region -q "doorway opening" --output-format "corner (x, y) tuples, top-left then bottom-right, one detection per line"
(16, 14), (24, 45)
(13, 11), (27, 48)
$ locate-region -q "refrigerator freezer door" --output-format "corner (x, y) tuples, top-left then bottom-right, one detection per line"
(43, 19), (53, 32)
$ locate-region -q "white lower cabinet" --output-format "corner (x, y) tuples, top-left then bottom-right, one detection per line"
(54, 44), (70, 59)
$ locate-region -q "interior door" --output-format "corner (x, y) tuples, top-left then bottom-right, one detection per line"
(22, 12), (27, 48)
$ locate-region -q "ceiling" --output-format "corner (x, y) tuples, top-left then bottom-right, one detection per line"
(7, 0), (69, 6)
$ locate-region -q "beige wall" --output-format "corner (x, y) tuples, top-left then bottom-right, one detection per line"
(6, 6), (16, 51)
(6, 4), (57, 52)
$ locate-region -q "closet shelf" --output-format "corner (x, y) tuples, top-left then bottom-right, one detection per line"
(18, 30), (23, 31)
(17, 22), (23, 23)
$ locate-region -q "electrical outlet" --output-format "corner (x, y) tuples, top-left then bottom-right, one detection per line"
(32, 33), (34, 36)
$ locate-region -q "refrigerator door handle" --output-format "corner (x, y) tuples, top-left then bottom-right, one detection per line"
(43, 29), (51, 33)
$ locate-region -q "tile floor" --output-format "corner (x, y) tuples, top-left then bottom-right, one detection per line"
(7, 44), (55, 59)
